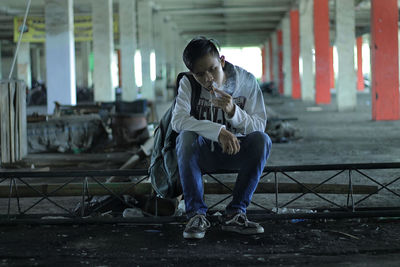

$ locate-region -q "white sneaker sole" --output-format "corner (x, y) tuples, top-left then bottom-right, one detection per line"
(221, 225), (264, 235)
(183, 231), (205, 239)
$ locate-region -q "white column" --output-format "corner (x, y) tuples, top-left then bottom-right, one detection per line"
(165, 22), (176, 84)
(282, 15), (292, 97)
(138, 0), (154, 100)
(31, 47), (42, 82)
(92, 0), (114, 102)
(17, 42), (31, 88)
(175, 33), (185, 74)
(300, 0), (315, 102)
(264, 41), (270, 82)
(0, 42), (2, 79)
(336, 0), (357, 111)
(119, 0), (137, 101)
(271, 32), (279, 90)
(45, 0), (76, 114)
(154, 11), (168, 101)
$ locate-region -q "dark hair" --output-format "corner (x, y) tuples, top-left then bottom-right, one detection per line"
(182, 36), (220, 71)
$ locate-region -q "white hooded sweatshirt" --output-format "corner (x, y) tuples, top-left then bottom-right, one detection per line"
(171, 62), (267, 142)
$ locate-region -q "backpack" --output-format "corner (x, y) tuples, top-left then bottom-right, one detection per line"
(149, 73), (202, 198)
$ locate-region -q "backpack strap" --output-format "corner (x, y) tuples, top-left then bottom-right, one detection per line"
(175, 72), (202, 118)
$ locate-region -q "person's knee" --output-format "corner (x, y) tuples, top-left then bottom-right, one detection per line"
(248, 131), (272, 158)
(176, 131), (199, 155)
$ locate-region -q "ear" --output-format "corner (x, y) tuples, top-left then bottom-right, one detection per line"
(220, 55), (226, 68)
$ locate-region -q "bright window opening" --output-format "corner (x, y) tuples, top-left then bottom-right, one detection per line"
(220, 47), (262, 79)
(135, 50), (142, 87)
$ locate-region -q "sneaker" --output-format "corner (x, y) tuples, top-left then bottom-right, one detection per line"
(221, 213), (264, 235)
(183, 214), (211, 239)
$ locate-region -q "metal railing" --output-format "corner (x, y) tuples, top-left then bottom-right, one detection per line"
(1, 162), (400, 223)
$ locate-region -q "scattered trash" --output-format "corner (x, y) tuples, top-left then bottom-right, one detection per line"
(265, 120), (298, 143)
(144, 229), (161, 233)
(306, 106), (323, 112)
(327, 230), (360, 240)
(41, 216), (68, 220)
(291, 219), (306, 223)
(272, 207), (316, 214)
(101, 210), (113, 218)
(122, 208), (144, 218)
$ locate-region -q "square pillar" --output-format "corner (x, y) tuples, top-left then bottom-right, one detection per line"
(45, 0), (76, 114)
(119, 0), (138, 101)
(138, 0), (154, 100)
(277, 30), (284, 95)
(92, 0), (114, 102)
(264, 41), (270, 83)
(17, 42), (31, 88)
(0, 42), (3, 79)
(282, 15), (292, 97)
(371, 0), (399, 120)
(329, 46), (335, 89)
(261, 45), (266, 83)
(336, 0), (357, 111)
(268, 39), (274, 82)
(272, 32), (279, 93)
(154, 11), (167, 101)
(290, 10), (301, 99)
(314, 0), (331, 104)
(300, 0), (315, 102)
(356, 37), (364, 91)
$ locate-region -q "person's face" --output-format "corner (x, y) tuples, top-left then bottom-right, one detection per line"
(191, 54), (226, 90)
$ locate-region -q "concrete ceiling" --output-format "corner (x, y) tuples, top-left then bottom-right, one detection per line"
(0, 0), (397, 47)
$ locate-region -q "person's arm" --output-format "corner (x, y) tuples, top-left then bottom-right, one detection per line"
(171, 76), (225, 142)
(225, 73), (267, 134)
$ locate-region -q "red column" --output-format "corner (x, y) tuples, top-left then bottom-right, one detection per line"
(290, 10), (301, 99)
(371, 0), (399, 120)
(269, 40), (274, 82)
(261, 45), (266, 83)
(356, 37), (364, 91)
(277, 30), (284, 95)
(314, 0), (331, 104)
(329, 46), (335, 89)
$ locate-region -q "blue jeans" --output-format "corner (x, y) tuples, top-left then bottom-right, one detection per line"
(176, 131), (272, 218)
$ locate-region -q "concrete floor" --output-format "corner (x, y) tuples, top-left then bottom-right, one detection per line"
(2, 90), (400, 266)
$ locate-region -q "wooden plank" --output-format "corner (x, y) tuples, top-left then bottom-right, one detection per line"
(0, 182), (379, 198)
(14, 81), (19, 161)
(17, 81), (27, 159)
(1, 81), (10, 164)
(8, 82), (15, 163)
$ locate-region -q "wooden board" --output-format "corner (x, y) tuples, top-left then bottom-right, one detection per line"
(9, 82), (15, 163)
(0, 80), (28, 164)
(18, 81), (28, 158)
(1, 81), (10, 163)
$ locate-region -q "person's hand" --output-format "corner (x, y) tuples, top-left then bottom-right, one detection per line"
(218, 128), (240, 155)
(211, 87), (236, 118)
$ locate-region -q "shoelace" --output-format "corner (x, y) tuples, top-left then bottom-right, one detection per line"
(225, 213), (249, 227)
(188, 214), (211, 229)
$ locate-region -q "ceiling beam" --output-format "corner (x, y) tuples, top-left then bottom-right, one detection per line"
(168, 15), (282, 23)
(176, 23), (277, 31)
(159, 6), (289, 15)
